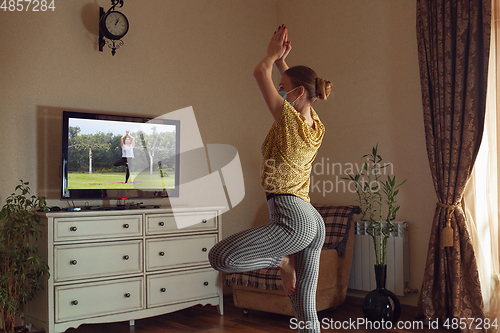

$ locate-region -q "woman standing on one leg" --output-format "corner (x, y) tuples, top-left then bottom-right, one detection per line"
(113, 131), (135, 184)
(209, 25), (332, 333)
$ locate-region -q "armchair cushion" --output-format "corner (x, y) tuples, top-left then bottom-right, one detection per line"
(316, 205), (360, 257)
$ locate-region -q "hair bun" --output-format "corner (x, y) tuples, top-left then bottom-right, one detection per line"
(315, 77), (333, 100)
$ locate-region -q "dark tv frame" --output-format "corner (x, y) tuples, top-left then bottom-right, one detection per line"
(61, 111), (180, 200)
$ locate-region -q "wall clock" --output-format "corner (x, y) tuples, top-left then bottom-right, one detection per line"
(99, 0), (129, 56)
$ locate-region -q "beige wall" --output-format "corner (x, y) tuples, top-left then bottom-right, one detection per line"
(0, 0), (435, 306)
(0, 0), (278, 238)
(277, 0), (436, 306)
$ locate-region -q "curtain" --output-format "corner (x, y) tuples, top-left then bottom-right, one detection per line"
(464, 0), (500, 330)
(416, 0), (491, 330)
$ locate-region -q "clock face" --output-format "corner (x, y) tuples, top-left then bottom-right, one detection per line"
(103, 11), (129, 39)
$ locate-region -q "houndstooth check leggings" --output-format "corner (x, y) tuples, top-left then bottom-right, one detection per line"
(209, 194), (325, 333)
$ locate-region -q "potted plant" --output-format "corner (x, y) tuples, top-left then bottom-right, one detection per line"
(0, 181), (49, 333)
(343, 145), (406, 323)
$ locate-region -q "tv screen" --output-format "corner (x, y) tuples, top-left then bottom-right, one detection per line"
(61, 111), (180, 200)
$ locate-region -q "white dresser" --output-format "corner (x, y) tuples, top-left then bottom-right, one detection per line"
(26, 206), (224, 333)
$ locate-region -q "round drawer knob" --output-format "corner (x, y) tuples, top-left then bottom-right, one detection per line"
(124, 293), (131, 298)
(204, 282), (209, 286)
(70, 226), (77, 232)
(159, 221), (165, 226)
(71, 300), (78, 306)
(123, 223), (129, 229)
(123, 255), (129, 260)
(159, 251), (165, 256)
(202, 219), (207, 223)
(70, 260), (77, 265)
(202, 248), (207, 252)
(160, 288), (166, 293)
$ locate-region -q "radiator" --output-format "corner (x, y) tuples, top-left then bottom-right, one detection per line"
(348, 221), (409, 296)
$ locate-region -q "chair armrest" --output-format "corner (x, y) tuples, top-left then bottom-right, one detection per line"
(317, 222), (354, 291)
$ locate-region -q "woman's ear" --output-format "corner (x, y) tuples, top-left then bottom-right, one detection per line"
(297, 86), (306, 98)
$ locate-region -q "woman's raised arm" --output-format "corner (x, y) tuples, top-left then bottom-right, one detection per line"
(253, 25), (290, 124)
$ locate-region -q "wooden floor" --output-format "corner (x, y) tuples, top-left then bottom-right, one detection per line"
(64, 296), (454, 333)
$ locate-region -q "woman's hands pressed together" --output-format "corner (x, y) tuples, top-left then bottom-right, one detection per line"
(267, 24), (291, 62)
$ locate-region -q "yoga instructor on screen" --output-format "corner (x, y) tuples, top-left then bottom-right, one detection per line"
(113, 130), (135, 184)
(209, 25), (332, 332)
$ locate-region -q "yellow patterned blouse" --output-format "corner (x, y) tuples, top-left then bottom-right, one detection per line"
(261, 101), (325, 202)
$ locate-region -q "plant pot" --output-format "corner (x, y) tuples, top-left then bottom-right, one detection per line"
(362, 264), (401, 323)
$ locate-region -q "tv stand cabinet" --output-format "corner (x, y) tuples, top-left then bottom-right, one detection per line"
(26, 207), (224, 333)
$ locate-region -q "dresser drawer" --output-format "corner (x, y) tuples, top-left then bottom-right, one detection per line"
(55, 277), (144, 323)
(147, 269), (219, 308)
(146, 211), (217, 234)
(54, 215), (142, 241)
(146, 235), (216, 271)
(54, 240), (143, 282)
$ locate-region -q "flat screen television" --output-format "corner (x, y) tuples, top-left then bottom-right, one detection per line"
(61, 111), (180, 200)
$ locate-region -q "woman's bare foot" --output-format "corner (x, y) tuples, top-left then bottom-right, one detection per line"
(278, 254), (297, 296)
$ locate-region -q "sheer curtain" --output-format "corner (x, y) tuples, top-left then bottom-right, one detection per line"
(464, 0), (500, 329)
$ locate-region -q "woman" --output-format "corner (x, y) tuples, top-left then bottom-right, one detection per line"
(113, 131), (135, 183)
(209, 25), (332, 332)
